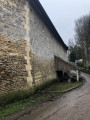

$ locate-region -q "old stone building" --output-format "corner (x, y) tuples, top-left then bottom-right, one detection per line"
(0, 0), (69, 93)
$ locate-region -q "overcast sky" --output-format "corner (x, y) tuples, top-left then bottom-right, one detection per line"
(39, 0), (90, 45)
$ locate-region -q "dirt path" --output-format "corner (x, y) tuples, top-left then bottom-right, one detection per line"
(18, 73), (90, 120)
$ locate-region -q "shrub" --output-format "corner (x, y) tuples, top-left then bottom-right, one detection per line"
(0, 79), (57, 106)
(81, 68), (90, 74)
(0, 88), (32, 106)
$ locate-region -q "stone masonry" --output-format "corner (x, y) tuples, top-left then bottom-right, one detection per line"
(0, 0), (30, 93)
(0, 0), (68, 93)
(29, 2), (68, 85)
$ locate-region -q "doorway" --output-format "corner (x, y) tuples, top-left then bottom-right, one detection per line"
(56, 71), (63, 82)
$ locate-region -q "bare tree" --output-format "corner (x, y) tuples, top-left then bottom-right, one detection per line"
(75, 14), (90, 67)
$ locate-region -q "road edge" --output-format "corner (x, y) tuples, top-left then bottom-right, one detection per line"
(0, 76), (86, 120)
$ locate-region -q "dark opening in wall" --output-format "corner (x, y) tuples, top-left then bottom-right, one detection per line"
(64, 72), (68, 81)
(56, 71), (63, 82)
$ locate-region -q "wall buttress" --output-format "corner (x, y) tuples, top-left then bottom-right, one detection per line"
(24, 2), (33, 86)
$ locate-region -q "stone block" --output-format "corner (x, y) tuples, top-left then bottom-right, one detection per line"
(24, 56), (30, 60)
(28, 71), (32, 77)
(26, 65), (32, 71)
(27, 76), (33, 83)
(24, 24), (30, 31)
(25, 47), (30, 52)
(25, 36), (30, 41)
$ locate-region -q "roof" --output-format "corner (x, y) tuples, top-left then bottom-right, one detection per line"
(55, 56), (78, 70)
(28, 0), (68, 50)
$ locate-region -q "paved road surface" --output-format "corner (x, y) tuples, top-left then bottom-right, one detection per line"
(18, 73), (90, 120)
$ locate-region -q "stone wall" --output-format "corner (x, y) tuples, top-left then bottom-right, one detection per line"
(29, 3), (68, 85)
(0, 0), (32, 93)
(0, 0), (68, 93)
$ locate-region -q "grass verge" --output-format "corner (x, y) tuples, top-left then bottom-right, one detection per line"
(43, 78), (83, 92)
(0, 79), (83, 118)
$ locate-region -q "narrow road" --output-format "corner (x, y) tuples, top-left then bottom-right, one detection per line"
(18, 73), (90, 120)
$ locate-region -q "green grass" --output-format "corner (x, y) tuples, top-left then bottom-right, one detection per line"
(44, 80), (83, 92)
(0, 79), (83, 118)
(0, 103), (26, 118)
(0, 94), (50, 118)
(0, 79), (57, 107)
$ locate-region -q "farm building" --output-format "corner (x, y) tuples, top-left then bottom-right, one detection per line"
(0, 0), (75, 93)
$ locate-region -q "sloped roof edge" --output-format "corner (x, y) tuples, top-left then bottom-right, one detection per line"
(28, 0), (68, 50)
